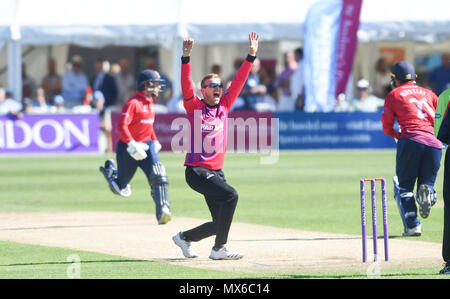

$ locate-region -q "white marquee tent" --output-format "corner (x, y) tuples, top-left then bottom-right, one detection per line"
(1, 0), (450, 100)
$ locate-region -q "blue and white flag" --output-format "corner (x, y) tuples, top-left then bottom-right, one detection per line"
(303, 0), (362, 113)
(304, 0), (343, 112)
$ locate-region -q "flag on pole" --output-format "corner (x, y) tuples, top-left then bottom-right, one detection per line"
(303, 0), (362, 112)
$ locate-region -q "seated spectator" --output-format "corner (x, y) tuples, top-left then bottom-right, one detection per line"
(41, 58), (62, 103)
(428, 52), (450, 95)
(50, 95), (68, 113)
(334, 93), (351, 112)
(260, 66), (277, 100)
(240, 58), (277, 111)
(28, 88), (51, 114)
(72, 86), (95, 114)
(0, 88), (23, 117)
(349, 79), (385, 112)
(22, 98), (34, 114)
(62, 55), (89, 108)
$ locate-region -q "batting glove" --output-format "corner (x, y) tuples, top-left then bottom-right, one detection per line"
(154, 140), (162, 153)
(127, 140), (148, 160)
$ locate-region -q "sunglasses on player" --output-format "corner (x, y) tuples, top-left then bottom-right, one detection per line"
(204, 83), (223, 89)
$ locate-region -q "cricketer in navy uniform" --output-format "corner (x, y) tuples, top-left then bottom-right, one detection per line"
(99, 70), (171, 224)
(382, 61), (442, 236)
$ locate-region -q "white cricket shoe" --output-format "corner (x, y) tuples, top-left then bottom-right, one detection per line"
(172, 232), (198, 258)
(402, 224), (422, 237)
(209, 246), (243, 260)
(158, 206), (172, 225)
(417, 184), (432, 218)
(99, 160), (131, 198)
(118, 183), (131, 197)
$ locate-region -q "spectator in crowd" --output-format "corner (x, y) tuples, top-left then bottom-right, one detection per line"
(240, 57), (277, 111)
(72, 86), (95, 114)
(290, 48), (305, 111)
(274, 50), (298, 111)
(349, 78), (385, 112)
(92, 58), (118, 109)
(334, 93), (352, 112)
(428, 53), (450, 95)
(373, 57), (392, 98)
(49, 95), (67, 113)
(41, 58), (62, 103)
(92, 90), (106, 114)
(146, 57), (173, 104)
(62, 55), (89, 108)
(92, 90), (113, 153)
(29, 88), (51, 114)
(211, 64), (222, 77)
(22, 63), (37, 102)
(0, 88), (23, 117)
(260, 66), (277, 101)
(113, 58), (135, 108)
(22, 98), (34, 114)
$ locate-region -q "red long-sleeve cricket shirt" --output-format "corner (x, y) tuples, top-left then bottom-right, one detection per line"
(382, 82), (442, 148)
(181, 55), (255, 170)
(117, 91), (157, 144)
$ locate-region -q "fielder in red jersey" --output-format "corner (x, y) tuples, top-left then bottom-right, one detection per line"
(117, 91), (158, 144)
(382, 61), (442, 236)
(172, 32), (259, 260)
(99, 70), (171, 225)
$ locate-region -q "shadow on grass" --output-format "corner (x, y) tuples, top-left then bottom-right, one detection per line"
(1, 259), (150, 267)
(233, 235), (415, 242)
(0, 224), (123, 231)
(287, 272), (440, 279)
(233, 237), (361, 242)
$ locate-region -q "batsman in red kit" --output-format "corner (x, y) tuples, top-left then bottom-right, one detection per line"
(172, 32), (260, 260)
(99, 70), (171, 225)
(382, 61), (442, 237)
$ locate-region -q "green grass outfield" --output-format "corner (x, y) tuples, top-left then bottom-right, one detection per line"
(0, 150), (448, 279)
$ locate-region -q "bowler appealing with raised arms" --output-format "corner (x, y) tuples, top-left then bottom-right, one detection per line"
(172, 32), (260, 260)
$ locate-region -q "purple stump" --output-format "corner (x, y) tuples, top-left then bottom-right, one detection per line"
(371, 180), (378, 262)
(381, 179), (389, 261)
(360, 180), (367, 263)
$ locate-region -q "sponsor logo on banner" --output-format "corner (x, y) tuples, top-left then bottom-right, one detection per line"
(0, 114), (99, 153)
(276, 112), (396, 149)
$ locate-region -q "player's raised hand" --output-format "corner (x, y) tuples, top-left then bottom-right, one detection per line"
(248, 32), (260, 56)
(183, 38), (194, 57)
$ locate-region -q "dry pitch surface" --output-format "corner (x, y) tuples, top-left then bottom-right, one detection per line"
(0, 211), (442, 274)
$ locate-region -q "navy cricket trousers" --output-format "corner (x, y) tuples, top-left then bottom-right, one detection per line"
(396, 138), (441, 221)
(115, 140), (160, 189)
(183, 166), (239, 248)
(396, 138), (441, 192)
